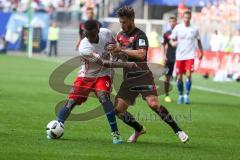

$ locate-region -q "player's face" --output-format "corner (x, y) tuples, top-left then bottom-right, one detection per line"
(169, 19), (177, 29)
(119, 17), (134, 33)
(86, 28), (99, 43)
(183, 14), (191, 26)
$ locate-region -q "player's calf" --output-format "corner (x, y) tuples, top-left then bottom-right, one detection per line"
(97, 91), (123, 144)
(56, 99), (76, 124)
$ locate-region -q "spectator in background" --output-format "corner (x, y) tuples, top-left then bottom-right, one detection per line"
(210, 30), (223, 52)
(149, 29), (160, 48)
(0, 37), (7, 54)
(231, 30), (240, 53)
(81, 0), (96, 21)
(48, 21), (60, 56)
(221, 33), (233, 53)
(75, 7), (101, 50)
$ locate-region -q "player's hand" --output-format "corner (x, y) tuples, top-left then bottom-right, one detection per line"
(199, 54), (203, 60)
(101, 51), (110, 59)
(106, 43), (116, 51)
(170, 40), (178, 47)
(106, 43), (121, 55)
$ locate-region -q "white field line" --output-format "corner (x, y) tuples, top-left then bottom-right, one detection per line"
(192, 85), (240, 97)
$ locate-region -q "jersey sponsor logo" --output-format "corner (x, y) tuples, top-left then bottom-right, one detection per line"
(139, 39), (146, 46)
(129, 37), (134, 43)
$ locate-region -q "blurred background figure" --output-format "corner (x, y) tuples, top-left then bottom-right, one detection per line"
(149, 29), (160, 48)
(48, 21), (59, 56)
(0, 37), (7, 54)
(209, 30), (223, 52)
(231, 30), (240, 54)
(76, 7), (95, 50)
(162, 16), (177, 103)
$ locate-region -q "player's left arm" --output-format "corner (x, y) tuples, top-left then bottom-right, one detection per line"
(80, 51), (139, 69)
(196, 29), (204, 60)
(119, 48), (146, 60)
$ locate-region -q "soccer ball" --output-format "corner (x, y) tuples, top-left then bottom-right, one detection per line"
(46, 120), (64, 139)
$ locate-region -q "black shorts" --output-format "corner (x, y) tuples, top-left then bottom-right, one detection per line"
(116, 72), (158, 105)
(165, 61), (175, 76)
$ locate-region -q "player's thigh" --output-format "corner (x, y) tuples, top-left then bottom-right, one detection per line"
(185, 59), (194, 69)
(115, 81), (139, 106)
(176, 60), (185, 76)
(94, 76), (112, 94)
(68, 77), (93, 105)
(185, 59), (194, 78)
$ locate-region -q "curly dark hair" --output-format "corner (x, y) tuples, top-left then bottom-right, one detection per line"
(117, 6), (135, 19)
(84, 20), (99, 31)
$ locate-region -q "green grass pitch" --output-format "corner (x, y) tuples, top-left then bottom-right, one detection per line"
(0, 55), (239, 160)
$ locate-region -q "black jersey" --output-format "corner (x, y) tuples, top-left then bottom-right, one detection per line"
(162, 30), (176, 62)
(116, 28), (151, 79)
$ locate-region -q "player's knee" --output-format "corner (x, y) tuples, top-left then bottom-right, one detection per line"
(97, 91), (110, 104)
(65, 99), (77, 110)
(115, 106), (125, 114)
(177, 76), (183, 82)
(186, 73), (192, 80)
(146, 96), (159, 110)
(149, 103), (159, 110)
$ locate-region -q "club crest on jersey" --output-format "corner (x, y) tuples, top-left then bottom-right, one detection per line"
(139, 39), (146, 46)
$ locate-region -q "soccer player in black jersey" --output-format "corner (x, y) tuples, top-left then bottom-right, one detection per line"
(162, 16), (177, 103)
(108, 6), (189, 143)
(75, 7), (102, 50)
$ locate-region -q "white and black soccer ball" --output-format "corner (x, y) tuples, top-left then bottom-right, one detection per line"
(46, 120), (64, 139)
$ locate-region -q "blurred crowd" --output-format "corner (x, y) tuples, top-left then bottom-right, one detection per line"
(0, 0), (102, 12)
(0, 0), (101, 21)
(201, 0), (240, 22)
(193, 0), (240, 53)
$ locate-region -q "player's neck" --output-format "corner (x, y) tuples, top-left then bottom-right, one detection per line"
(184, 22), (191, 27)
(126, 26), (136, 35)
(89, 35), (99, 44)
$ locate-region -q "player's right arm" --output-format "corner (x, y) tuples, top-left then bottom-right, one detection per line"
(162, 33), (169, 61)
(195, 29), (204, 60)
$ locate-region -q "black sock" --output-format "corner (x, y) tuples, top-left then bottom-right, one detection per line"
(117, 111), (143, 132)
(164, 81), (169, 96)
(154, 105), (182, 133)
